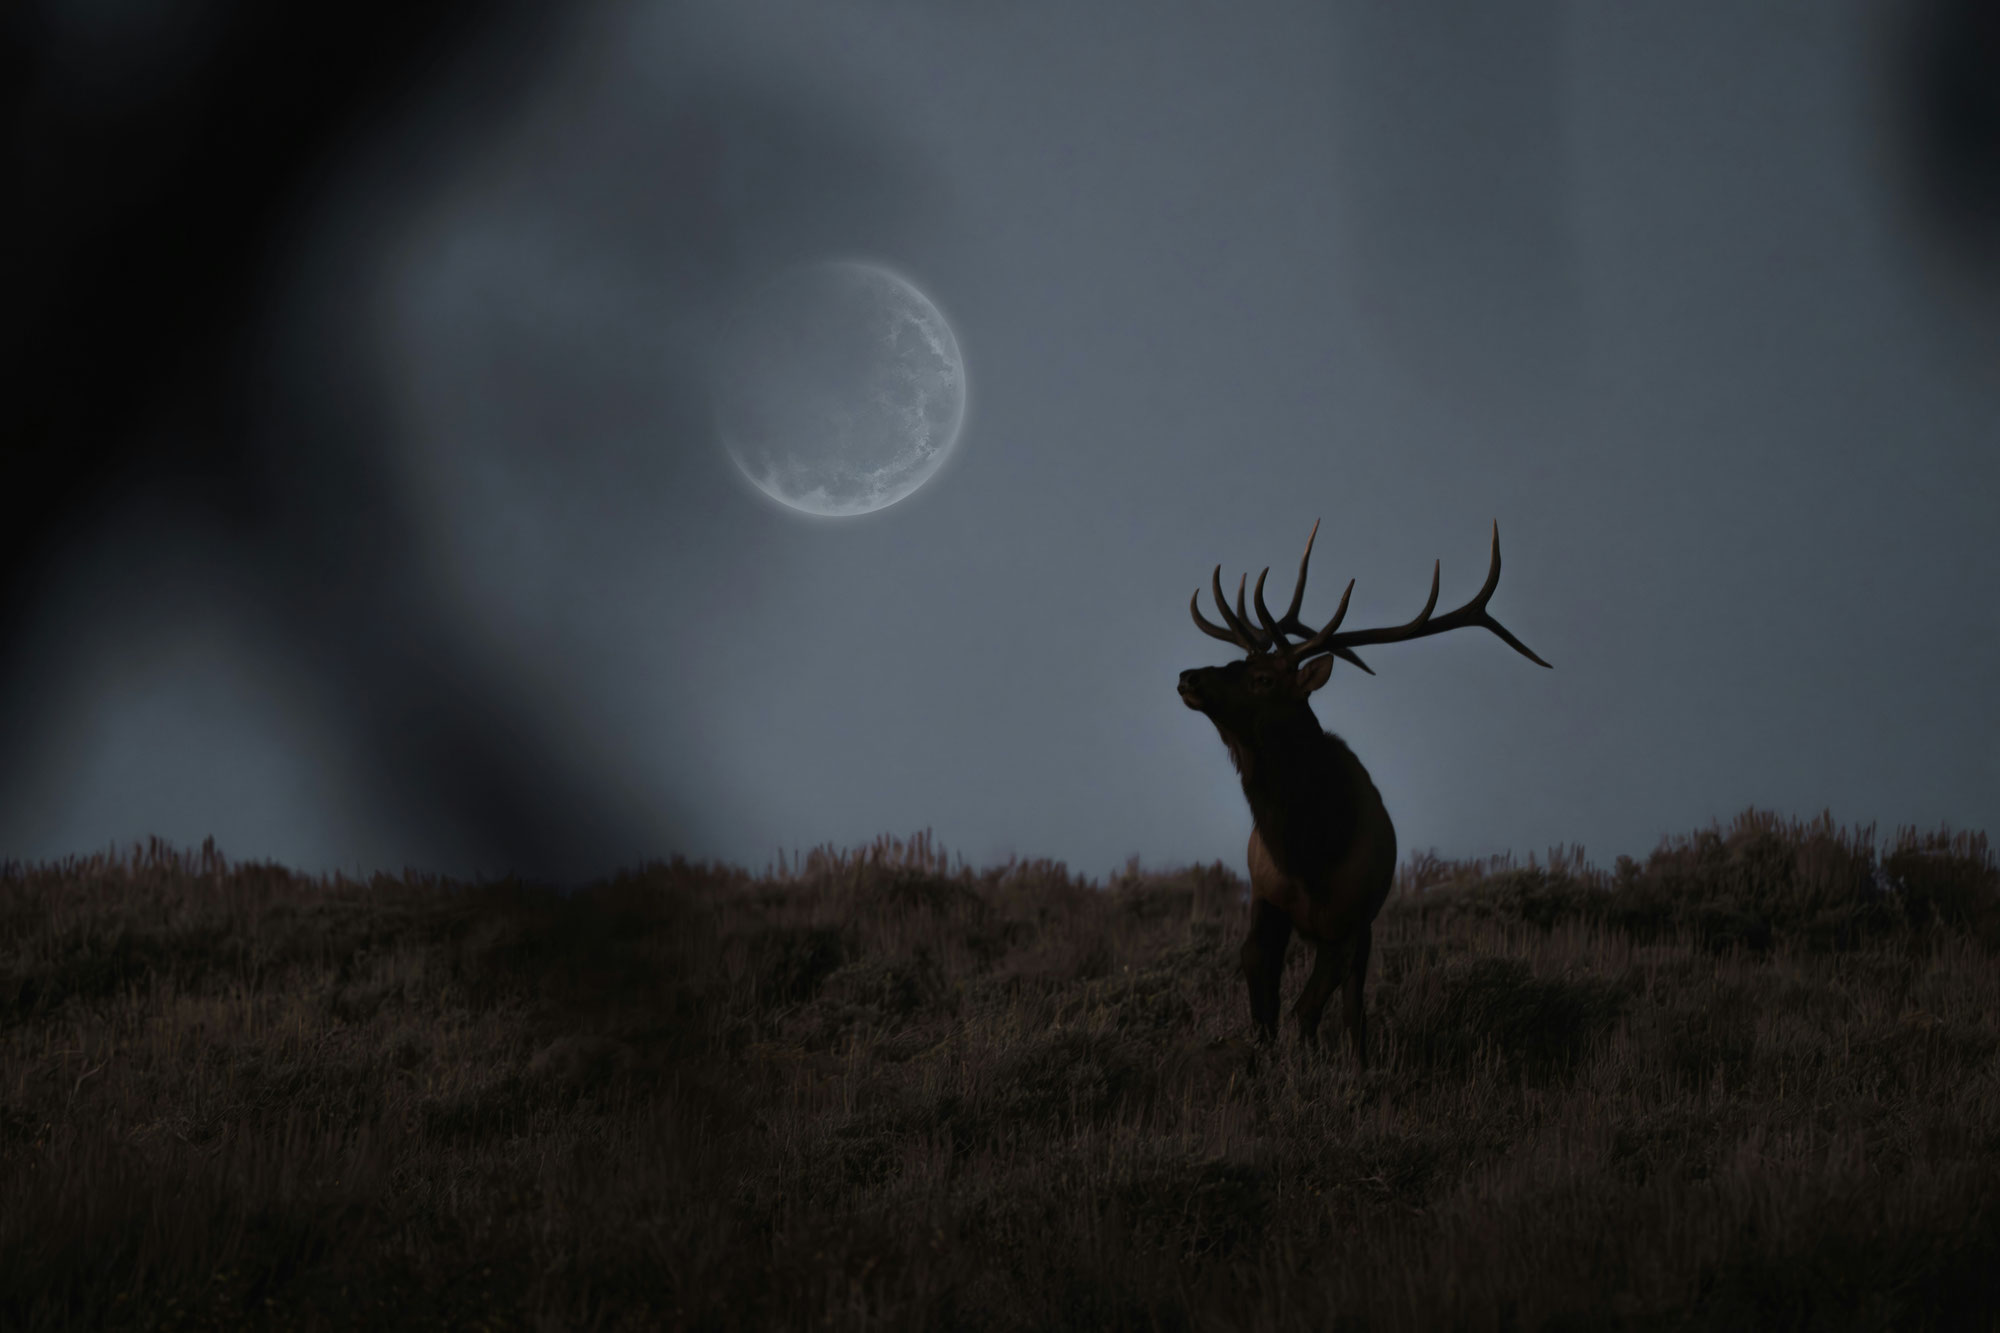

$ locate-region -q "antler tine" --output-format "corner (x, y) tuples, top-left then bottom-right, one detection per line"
(1306, 521), (1552, 668)
(1287, 575), (1374, 673)
(1321, 577), (1356, 636)
(1277, 518), (1319, 635)
(1274, 522), (1380, 679)
(1255, 520), (1371, 670)
(1335, 646), (1376, 674)
(1196, 566), (1264, 654)
(1248, 523), (1379, 675)
(1234, 574), (1272, 651)
(1470, 517), (1505, 607)
(1252, 567), (1287, 652)
(1189, 588), (1242, 647)
(1468, 521), (1552, 667)
(1395, 560), (1443, 633)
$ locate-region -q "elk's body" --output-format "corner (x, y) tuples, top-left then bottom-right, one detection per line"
(1179, 521), (1548, 1065)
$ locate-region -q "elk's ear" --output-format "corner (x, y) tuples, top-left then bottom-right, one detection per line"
(1295, 654), (1335, 696)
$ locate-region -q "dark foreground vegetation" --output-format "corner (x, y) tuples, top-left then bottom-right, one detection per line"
(3, 810), (1998, 1331)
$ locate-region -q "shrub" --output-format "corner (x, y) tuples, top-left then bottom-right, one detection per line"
(1390, 955), (1628, 1080)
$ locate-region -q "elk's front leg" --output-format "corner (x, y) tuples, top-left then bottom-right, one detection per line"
(1342, 920), (1374, 1068)
(1240, 898), (1292, 1044)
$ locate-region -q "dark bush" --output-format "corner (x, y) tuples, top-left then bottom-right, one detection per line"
(987, 1029), (1142, 1128)
(1883, 825), (1999, 938)
(821, 952), (943, 1015)
(754, 926), (849, 1003)
(1112, 1153), (1269, 1260)
(1393, 956), (1627, 1079)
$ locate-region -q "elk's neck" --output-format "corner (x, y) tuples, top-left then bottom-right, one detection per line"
(1227, 706), (1364, 879)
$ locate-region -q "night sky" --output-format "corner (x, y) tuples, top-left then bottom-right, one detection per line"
(5, 0), (1995, 883)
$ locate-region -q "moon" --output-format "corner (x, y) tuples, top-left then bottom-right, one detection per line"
(712, 261), (967, 517)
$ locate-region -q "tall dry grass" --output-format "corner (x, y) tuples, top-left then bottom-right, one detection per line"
(2, 810), (1997, 1330)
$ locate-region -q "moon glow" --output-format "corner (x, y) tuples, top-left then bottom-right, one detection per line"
(713, 261), (967, 517)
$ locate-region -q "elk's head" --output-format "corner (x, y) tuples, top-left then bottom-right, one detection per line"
(1176, 652), (1334, 723)
(1179, 520), (1550, 747)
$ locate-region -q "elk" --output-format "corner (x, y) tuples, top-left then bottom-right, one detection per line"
(1177, 521), (1549, 1066)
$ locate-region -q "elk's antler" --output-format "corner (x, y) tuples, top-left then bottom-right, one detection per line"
(1295, 520), (1550, 668)
(1190, 520), (1370, 672)
(1190, 520), (1551, 673)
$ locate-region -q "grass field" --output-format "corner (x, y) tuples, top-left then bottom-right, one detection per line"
(3, 809), (1998, 1330)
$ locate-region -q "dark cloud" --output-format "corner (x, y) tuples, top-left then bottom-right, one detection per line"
(2, 1), (940, 881)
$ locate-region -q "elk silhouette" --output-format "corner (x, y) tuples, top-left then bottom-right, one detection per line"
(1177, 521), (1549, 1066)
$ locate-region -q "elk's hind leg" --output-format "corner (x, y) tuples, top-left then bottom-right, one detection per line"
(1293, 937), (1351, 1050)
(1240, 899), (1292, 1045)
